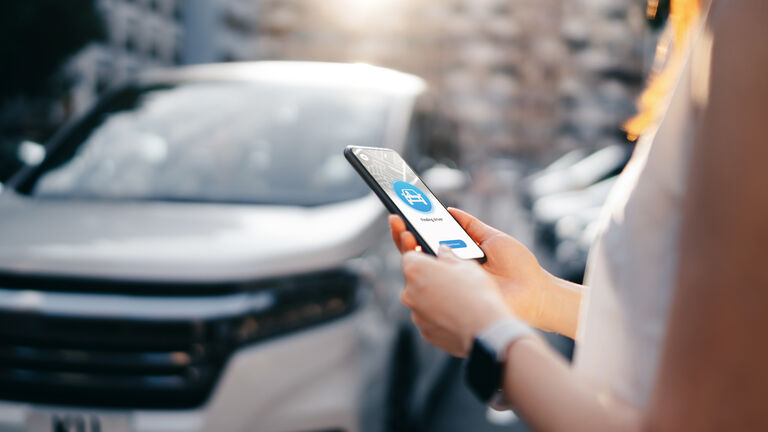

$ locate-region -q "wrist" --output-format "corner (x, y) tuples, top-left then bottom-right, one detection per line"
(476, 309), (514, 338)
(466, 286), (514, 351)
(534, 272), (560, 332)
(539, 274), (582, 338)
(477, 317), (534, 360)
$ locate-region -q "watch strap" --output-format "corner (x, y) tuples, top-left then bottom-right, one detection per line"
(478, 318), (534, 361)
(465, 318), (534, 404)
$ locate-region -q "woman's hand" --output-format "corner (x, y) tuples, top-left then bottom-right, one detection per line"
(400, 246), (513, 357)
(389, 208), (554, 332)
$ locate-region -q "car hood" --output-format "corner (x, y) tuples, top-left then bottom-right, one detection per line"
(0, 193), (387, 281)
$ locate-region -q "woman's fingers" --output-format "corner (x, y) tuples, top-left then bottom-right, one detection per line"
(389, 214), (405, 249)
(411, 312), (437, 340)
(437, 245), (461, 261)
(410, 311), (425, 328)
(399, 231), (418, 253)
(402, 250), (428, 283)
(401, 251), (446, 296)
(447, 207), (501, 245)
(389, 214), (406, 251)
(390, 214), (420, 253)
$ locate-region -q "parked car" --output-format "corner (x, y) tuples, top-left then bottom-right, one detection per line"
(532, 175), (618, 234)
(525, 143), (634, 283)
(522, 143), (632, 205)
(0, 62), (460, 432)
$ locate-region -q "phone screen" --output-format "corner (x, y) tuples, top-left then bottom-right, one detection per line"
(348, 146), (485, 260)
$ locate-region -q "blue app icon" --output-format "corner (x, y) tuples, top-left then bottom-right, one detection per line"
(393, 181), (432, 213)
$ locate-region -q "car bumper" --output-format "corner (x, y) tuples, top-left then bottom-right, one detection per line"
(0, 309), (392, 432)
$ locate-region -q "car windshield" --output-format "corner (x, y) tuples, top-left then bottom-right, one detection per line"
(26, 81), (396, 206)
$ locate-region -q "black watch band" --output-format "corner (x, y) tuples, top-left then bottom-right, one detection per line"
(465, 338), (503, 403)
(464, 318), (534, 404)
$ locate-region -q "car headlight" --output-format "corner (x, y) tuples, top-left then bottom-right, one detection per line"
(229, 269), (359, 345)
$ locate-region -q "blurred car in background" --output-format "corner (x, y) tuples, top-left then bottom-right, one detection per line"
(0, 62), (462, 432)
(523, 142), (633, 283)
(523, 143), (631, 205)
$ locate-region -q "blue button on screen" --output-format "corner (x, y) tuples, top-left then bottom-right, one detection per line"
(439, 239), (467, 249)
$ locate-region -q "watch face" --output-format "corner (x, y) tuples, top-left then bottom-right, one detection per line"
(465, 338), (503, 403)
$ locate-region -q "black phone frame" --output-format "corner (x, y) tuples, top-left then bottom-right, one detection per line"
(344, 145), (486, 263)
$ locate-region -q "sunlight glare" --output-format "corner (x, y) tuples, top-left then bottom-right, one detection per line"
(324, 0), (403, 32)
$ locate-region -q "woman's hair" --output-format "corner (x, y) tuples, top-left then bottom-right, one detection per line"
(624, 0), (703, 140)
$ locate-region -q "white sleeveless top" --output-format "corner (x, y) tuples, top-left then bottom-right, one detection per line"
(573, 5), (714, 407)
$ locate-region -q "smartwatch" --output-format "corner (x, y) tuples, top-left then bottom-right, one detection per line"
(464, 318), (534, 405)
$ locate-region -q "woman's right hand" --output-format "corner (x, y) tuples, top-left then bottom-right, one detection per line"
(389, 208), (579, 336)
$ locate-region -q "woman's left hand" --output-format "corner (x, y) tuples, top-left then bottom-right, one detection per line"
(400, 246), (514, 357)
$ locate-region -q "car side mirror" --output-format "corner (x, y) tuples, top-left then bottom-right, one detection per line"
(17, 140), (46, 166)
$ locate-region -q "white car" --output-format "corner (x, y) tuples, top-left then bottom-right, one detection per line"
(0, 62), (460, 432)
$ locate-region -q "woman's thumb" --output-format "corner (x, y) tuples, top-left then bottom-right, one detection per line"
(447, 207), (500, 244)
(437, 245), (461, 261)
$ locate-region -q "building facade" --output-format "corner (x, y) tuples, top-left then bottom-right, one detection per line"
(65, 0), (261, 116)
(183, 0), (260, 64)
(65, 0), (651, 161)
(65, 0), (185, 115)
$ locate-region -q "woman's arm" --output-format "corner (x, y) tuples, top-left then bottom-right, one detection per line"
(401, 250), (643, 431)
(503, 337), (642, 432)
(538, 274), (582, 338)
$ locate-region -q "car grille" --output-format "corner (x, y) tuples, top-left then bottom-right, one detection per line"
(0, 270), (358, 409)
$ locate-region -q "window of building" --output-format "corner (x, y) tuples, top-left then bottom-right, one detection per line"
(95, 60), (112, 95)
(124, 17), (138, 53)
(173, 2), (183, 21)
(173, 46), (183, 64)
(124, 35), (137, 53)
(148, 39), (160, 60)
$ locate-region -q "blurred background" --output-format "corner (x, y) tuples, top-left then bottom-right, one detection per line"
(0, 1), (667, 431)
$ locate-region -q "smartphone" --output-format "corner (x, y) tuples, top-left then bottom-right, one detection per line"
(345, 145), (486, 262)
